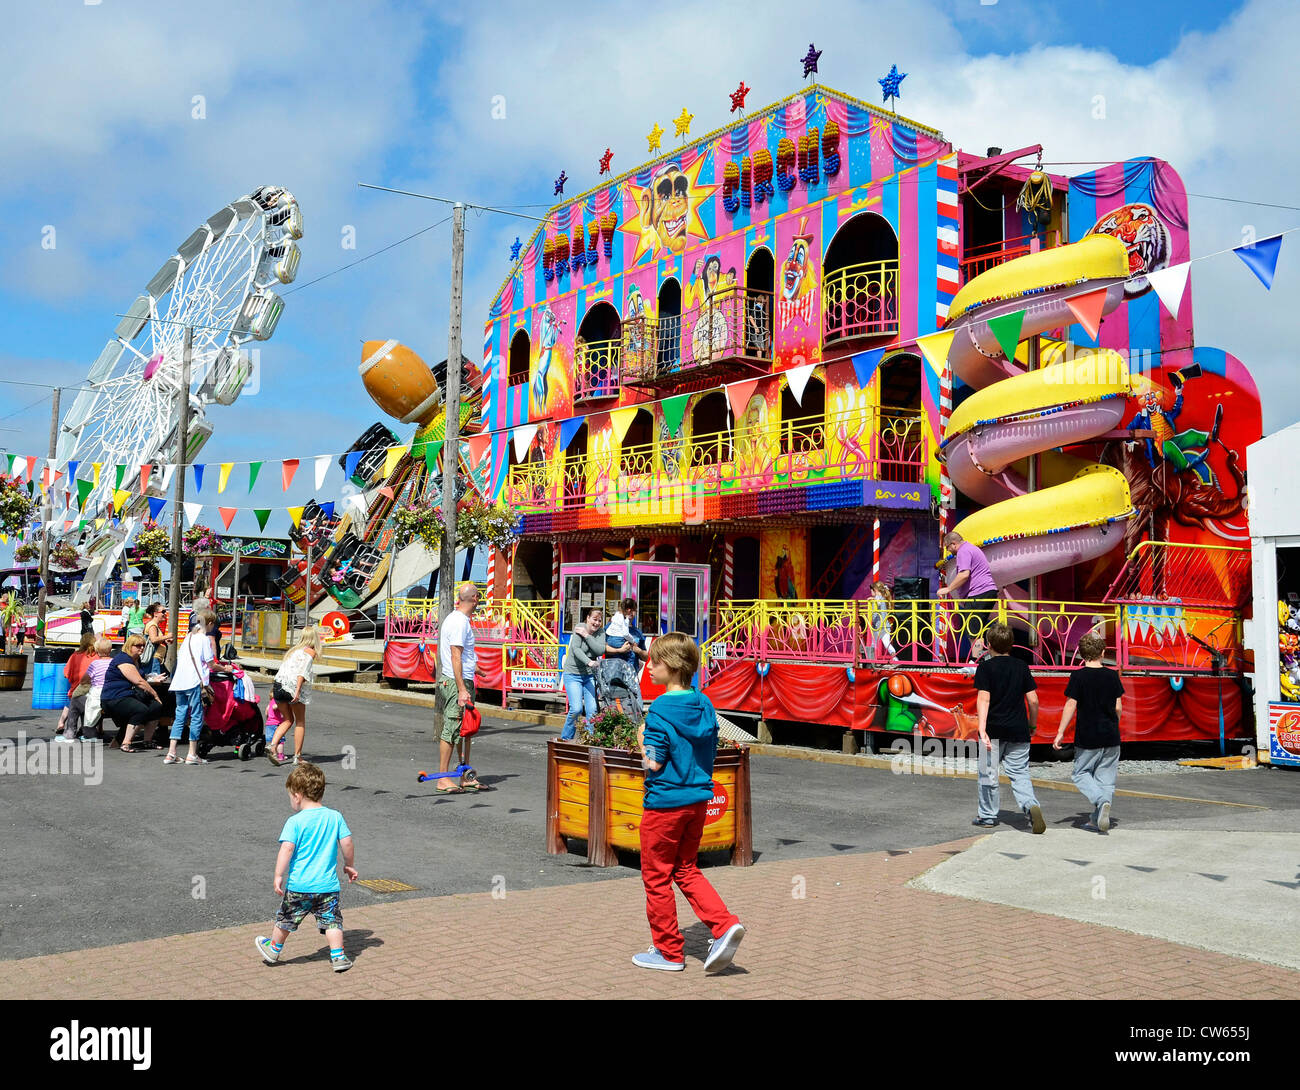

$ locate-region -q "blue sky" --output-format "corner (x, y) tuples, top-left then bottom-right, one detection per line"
(1, 0), (1296, 562)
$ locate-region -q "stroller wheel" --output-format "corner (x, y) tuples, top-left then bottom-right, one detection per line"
(255, 739), (266, 757)
(197, 742), (212, 759)
(238, 743), (254, 762)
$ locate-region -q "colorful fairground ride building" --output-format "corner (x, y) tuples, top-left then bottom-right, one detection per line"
(395, 82), (1262, 747)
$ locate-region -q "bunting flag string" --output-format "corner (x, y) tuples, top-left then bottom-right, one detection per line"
(193, 464), (205, 492)
(140, 464), (152, 494)
(114, 464), (125, 491)
(160, 464), (176, 492)
(281, 459), (299, 491)
(1233, 234), (1282, 289)
(249, 461), (263, 492)
(218, 462), (234, 494)
(218, 507), (238, 530)
(146, 496), (166, 521)
(287, 506), (305, 528)
(344, 451), (363, 480)
(183, 502), (203, 527)
(1146, 263), (1191, 319)
(314, 454), (330, 489)
(785, 362), (817, 406)
(253, 508), (272, 532)
(1064, 286), (1109, 340)
(382, 445), (403, 479)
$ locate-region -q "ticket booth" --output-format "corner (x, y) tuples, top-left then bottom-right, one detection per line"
(559, 561), (710, 681)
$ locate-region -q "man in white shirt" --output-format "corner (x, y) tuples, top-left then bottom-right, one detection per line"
(435, 583), (482, 792)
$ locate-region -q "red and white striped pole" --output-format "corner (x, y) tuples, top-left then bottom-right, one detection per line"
(872, 518), (881, 587)
(504, 545), (514, 602)
(486, 548), (496, 601)
(649, 541), (657, 562)
(551, 541), (561, 600)
(936, 357), (954, 656)
(628, 536), (635, 559)
(722, 537), (734, 601)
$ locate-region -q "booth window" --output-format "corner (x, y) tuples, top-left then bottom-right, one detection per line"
(563, 574), (623, 633)
(637, 573), (661, 635)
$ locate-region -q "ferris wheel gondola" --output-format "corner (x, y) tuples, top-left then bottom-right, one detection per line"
(56, 187), (303, 593)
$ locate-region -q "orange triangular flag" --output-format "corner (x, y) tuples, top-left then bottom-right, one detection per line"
(465, 433), (491, 466)
(725, 378), (761, 421)
(281, 458), (299, 491)
(140, 464), (152, 494)
(219, 506), (237, 529)
(377, 486), (396, 501)
(1065, 288), (1108, 341)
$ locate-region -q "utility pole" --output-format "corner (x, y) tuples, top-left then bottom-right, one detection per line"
(35, 386), (62, 649)
(437, 202), (465, 625)
(165, 326), (192, 672)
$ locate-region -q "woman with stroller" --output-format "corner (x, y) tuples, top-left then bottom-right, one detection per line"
(561, 608), (605, 741)
(267, 626), (321, 766)
(599, 598), (649, 723)
(101, 634), (165, 752)
(165, 609), (216, 766)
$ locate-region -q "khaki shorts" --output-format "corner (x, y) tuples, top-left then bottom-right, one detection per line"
(439, 679), (476, 744)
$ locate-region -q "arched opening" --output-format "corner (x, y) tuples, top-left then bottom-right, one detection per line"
(744, 248), (774, 357)
(823, 212), (900, 342)
(508, 328), (530, 386)
(656, 277), (682, 374)
(575, 302), (621, 401)
(877, 352), (924, 482)
(621, 407), (655, 452)
(690, 390), (732, 465)
(562, 421), (588, 510)
(780, 376), (825, 455)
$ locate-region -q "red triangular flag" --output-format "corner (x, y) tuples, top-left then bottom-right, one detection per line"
(378, 486), (395, 501)
(41, 467), (50, 489)
(465, 433), (491, 466)
(219, 506), (237, 529)
(725, 378), (761, 421)
(26, 456), (37, 483)
(281, 458), (299, 491)
(140, 464), (151, 494)
(1065, 287), (1109, 341)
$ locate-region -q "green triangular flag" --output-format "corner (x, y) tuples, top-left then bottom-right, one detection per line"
(662, 394), (689, 437)
(77, 478), (93, 510)
(4, 453), (13, 474)
(78, 520), (86, 532)
(115, 464), (126, 490)
(249, 461), (263, 492)
(423, 439), (444, 472)
(986, 310), (1026, 362)
(253, 508), (271, 532)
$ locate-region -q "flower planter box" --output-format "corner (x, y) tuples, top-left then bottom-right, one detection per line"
(545, 739), (753, 867)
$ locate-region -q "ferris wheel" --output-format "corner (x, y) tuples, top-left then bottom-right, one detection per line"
(56, 186), (303, 545)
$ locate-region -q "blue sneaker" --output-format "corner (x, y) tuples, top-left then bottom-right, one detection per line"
(703, 923), (746, 974)
(631, 946), (684, 972)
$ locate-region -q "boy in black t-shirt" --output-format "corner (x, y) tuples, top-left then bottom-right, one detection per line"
(1053, 632), (1124, 832)
(972, 622), (1045, 833)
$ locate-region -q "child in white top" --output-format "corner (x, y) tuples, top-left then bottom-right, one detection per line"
(268, 627), (321, 767)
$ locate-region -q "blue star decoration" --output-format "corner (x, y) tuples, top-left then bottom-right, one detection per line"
(510, 237), (522, 261)
(554, 171), (567, 195)
(801, 43), (822, 79)
(879, 64), (907, 107)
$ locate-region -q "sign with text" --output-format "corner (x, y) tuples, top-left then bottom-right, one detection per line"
(1268, 703), (1300, 767)
(510, 670), (560, 692)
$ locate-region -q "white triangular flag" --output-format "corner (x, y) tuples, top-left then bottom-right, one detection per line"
(1146, 261), (1190, 319)
(160, 464), (176, 492)
(786, 362), (817, 406)
(512, 424), (539, 461)
(347, 493), (369, 518)
(183, 502), (203, 527)
(315, 454), (330, 490)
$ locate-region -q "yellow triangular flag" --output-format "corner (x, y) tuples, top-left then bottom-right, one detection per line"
(609, 406), (639, 444)
(95, 518), (105, 530)
(0, 534), (6, 545)
(113, 489), (130, 514)
(287, 506), (305, 529)
(218, 462), (234, 494)
(92, 462), (102, 485)
(383, 445), (403, 478)
(916, 330), (956, 375)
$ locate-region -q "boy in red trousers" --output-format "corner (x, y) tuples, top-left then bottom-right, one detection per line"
(633, 632), (745, 973)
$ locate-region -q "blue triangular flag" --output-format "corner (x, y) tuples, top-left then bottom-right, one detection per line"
(68, 460), (79, 482)
(147, 496), (166, 520)
(320, 501), (335, 519)
(193, 464), (205, 492)
(852, 347), (886, 389)
(1233, 234), (1282, 289)
(344, 450), (363, 479)
(558, 416), (585, 452)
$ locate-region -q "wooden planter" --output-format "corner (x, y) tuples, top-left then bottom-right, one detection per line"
(0, 652), (27, 692)
(546, 740), (753, 867)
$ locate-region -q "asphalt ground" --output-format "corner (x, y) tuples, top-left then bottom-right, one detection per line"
(2, 684), (1298, 961)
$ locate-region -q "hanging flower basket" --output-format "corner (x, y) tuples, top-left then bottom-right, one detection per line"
(12, 543), (39, 565)
(391, 503), (444, 554)
(455, 497), (520, 553)
(133, 520), (172, 564)
(49, 541), (81, 570)
(182, 524), (218, 556)
(0, 475), (34, 537)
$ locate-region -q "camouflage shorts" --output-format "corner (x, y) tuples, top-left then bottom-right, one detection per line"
(275, 889), (343, 932)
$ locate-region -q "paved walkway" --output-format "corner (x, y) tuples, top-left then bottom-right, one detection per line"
(11, 840), (1300, 1000)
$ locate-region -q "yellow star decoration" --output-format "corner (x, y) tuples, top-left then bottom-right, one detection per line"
(673, 107), (694, 138)
(646, 123), (664, 153)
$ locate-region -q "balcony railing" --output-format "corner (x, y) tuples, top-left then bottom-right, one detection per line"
(958, 230), (1061, 283)
(506, 406), (925, 516)
(822, 259), (899, 343)
(573, 337), (621, 403)
(622, 287), (773, 388)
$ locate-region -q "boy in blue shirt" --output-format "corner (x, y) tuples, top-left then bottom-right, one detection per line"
(633, 632), (745, 973)
(256, 762), (358, 972)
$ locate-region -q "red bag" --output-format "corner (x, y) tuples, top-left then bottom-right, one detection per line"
(460, 704), (482, 737)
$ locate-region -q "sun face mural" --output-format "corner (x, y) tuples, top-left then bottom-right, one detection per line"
(622, 159), (718, 265)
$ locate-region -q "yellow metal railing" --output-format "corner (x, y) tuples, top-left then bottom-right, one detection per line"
(822, 259), (900, 341)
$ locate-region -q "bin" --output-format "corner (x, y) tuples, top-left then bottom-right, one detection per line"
(32, 646), (74, 710)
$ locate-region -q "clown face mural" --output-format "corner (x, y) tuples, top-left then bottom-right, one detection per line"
(1089, 202), (1170, 297)
(781, 232), (813, 302)
(622, 159), (718, 265)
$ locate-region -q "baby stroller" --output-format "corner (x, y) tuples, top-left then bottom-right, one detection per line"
(595, 653), (645, 725)
(195, 663), (265, 760)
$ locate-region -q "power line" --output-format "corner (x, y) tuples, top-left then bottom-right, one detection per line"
(283, 215), (454, 296)
(358, 183), (549, 223)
